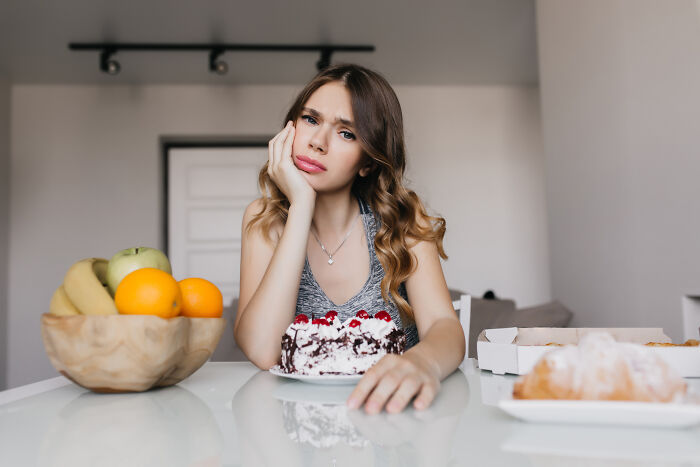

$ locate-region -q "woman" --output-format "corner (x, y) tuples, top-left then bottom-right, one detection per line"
(234, 64), (465, 414)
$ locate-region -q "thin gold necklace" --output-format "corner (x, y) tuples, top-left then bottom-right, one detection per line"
(311, 211), (361, 265)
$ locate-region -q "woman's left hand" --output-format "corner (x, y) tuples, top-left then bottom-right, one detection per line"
(347, 351), (441, 414)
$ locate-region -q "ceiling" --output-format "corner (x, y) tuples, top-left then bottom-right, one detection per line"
(0, 0), (538, 86)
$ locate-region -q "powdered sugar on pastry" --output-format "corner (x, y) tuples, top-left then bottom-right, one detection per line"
(513, 332), (687, 402)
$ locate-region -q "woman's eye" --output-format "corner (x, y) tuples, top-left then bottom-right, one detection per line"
(301, 115), (354, 140)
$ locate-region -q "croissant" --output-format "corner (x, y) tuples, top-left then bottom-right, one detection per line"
(513, 332), (687, 402)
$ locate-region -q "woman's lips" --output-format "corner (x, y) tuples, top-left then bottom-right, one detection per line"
(294, 155), (327, 173)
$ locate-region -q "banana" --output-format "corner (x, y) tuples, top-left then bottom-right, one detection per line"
(49, 285), (81, 316)
(62, 258), (118, 315)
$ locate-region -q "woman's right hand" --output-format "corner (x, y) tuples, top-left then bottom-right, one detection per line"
(267, 121), (315, 208)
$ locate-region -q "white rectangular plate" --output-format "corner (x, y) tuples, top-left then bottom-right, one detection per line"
(498, 399), (700, 428)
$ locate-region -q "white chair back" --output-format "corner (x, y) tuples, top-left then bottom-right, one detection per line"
(452, 294), (472, 367)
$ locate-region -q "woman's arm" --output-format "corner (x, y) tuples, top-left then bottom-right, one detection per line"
(233, 200), (313, 369)
(234, 121), (316, 369)
(347, 238), (465, 414)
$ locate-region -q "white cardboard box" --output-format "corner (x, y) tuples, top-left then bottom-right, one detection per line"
(477, 327), (700, 377)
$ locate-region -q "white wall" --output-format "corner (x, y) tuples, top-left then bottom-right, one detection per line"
(7, 83), (548, 388)
(537, 0), (700, 341)
(399, 86), (550, 306)
(0, 76), (10, 391)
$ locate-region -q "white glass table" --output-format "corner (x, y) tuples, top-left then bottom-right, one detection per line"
(1, 360), (699, 466)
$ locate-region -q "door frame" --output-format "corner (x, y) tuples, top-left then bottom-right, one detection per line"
(160, 136), (270, 259)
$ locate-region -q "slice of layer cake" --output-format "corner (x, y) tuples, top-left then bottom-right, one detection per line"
(279, 310), (406, 376)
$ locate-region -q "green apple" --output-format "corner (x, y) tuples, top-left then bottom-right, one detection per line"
(106, 247), (172, 296)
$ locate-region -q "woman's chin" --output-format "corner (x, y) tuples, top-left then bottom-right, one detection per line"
(300, 171), (322, 189)
(299, 171), (351, 195)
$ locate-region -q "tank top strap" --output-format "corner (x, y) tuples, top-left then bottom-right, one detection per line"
(357, 197), (382, 273)
(358, 196), (372, 215)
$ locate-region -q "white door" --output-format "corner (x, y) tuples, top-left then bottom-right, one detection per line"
(168, 147), (267, 306)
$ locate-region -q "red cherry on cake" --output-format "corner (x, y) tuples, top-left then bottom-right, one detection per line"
(348, 319), (362, 328)
(356, 310), (371, 319)
(294, 314), (309, 324)
(325, 310), (338, 320)
(312, 318), (331, 326)
(374, 310), (392, 322)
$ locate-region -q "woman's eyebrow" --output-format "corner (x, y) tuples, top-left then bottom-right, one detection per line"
(302, 107), (354, 127)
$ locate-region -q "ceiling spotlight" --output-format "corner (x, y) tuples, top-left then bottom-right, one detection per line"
(209, 49), (228, 75)
(100, 48), (120, 75)
(316, 48), (333, 71)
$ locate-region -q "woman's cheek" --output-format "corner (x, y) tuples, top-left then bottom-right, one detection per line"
(291, 136), (301, 155)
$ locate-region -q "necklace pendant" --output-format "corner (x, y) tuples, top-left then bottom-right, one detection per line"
(328, 258), (335, 265)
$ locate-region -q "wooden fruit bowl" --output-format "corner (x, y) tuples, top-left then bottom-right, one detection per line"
(40, 313), (226, 393)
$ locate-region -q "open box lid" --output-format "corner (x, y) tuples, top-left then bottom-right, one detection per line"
(480, 327), (671, 345)
(477, 327), (674, 375)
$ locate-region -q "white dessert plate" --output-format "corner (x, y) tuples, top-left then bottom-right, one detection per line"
(498, 398), (700, 428)
(273, 381), (355, 404)
(269, 366), (362, 385)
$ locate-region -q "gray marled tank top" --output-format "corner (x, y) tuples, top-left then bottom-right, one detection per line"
(295, 197), (419, 348)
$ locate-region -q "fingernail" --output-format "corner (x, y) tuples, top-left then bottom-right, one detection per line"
(366, 401), (380, 413)
(414, 400), (425, 410)
(347, 398), (359, 409)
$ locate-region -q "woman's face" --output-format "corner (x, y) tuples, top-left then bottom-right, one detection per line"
(291, 82), (369, 193)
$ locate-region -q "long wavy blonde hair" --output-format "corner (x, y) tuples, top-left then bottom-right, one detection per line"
(248, 63), (447, 322)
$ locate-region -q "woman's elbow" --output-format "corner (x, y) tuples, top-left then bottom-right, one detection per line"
(248, 353), (279, 371)
(233, 327), (280, 370)
(236, 338), (279, 370)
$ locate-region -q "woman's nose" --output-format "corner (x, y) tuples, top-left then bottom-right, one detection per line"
(309, 129), (328, 153)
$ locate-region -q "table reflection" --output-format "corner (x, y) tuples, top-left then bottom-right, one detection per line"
(37, 386), (223, 467)
(501, 422), (700, 467)
(280, 387), (368, 449)
(232, 369), (470, 466)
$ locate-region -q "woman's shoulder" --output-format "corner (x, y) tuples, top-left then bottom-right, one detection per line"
(243, 198), (284, 244)
(243, 198), (265, 219)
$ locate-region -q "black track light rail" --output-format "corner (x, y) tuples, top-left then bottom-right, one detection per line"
(69, 43), (374, 53)
(69, 42), (374, 74)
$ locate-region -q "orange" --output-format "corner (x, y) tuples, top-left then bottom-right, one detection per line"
(178, 278), (223, 318)
(114, 268), (182, 318)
